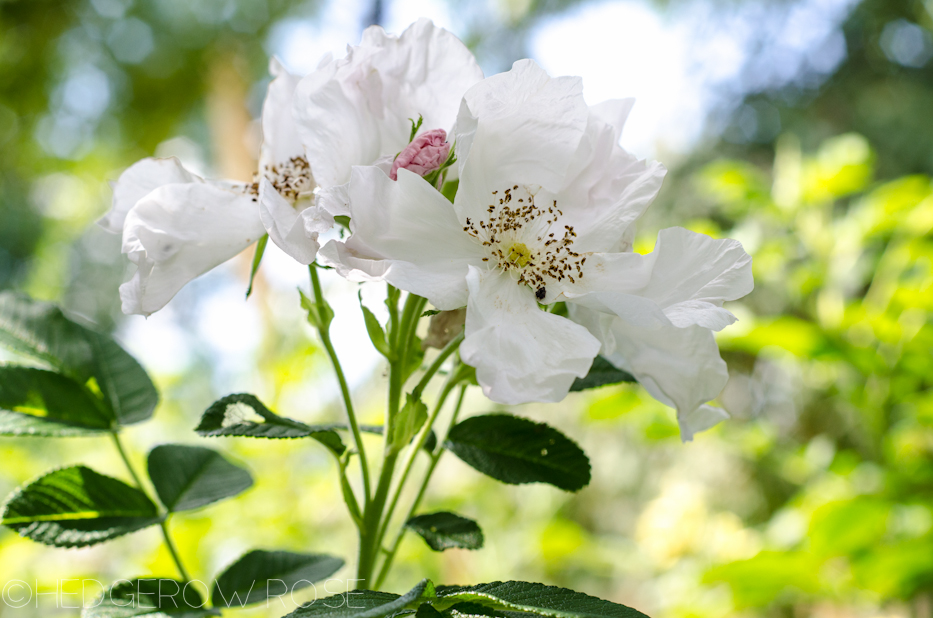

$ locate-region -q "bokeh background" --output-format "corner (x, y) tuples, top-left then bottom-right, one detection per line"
(2, 0), (933, 616)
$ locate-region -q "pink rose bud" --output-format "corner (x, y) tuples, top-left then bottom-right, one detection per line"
(390, 128), (450, 181)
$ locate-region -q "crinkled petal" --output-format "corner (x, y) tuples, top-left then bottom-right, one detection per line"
(294, 18), (483, 188)
(460, 266), (601, 405)
(564, 227), (752, 330)
(260, 57), (305, 169)
(316, 183), (350, 217)
(100, 157), (201, 233)
(571, 304), (729, 441)
(120, 183), (265, 316)
(321, 166), (484, 309)
(257, 178), (323, 265)
(453, 59), (588, 224)
(558, 104), (667, 253)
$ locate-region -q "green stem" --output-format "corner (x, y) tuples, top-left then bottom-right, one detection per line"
(411, 332), (464, 401)
(309, 265), (372, 502)
(357, 293), (426, 587)
(160, 519), (192, 583)
(110, 432), (190, 582)
(374, 385), (468, 589)
(373, 357), (462, 557)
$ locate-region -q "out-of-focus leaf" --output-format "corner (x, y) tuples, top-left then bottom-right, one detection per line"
(147, 444), (253, 513)
(704, 551), (821, 608)
(0, 291), (94, 377)
(213, 550), (344, 608)
(809, 498), (891, 557)
(0, 366), (112, 436)
(286, 578), (432, 618)
(406, 512), (484, 551)
(85, 330), (158, 426)
(84, 578), (217, 617)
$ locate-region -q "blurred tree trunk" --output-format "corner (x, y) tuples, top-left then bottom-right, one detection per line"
(206, 50), (256, 182)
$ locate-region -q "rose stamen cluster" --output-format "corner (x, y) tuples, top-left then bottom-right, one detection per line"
(463, 185), (584, 295)
(247, 156), (313, 203)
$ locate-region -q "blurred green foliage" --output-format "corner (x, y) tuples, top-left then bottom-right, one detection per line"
(2, 0), (933, 617)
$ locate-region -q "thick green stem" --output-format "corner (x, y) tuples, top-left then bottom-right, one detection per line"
(110, 432), (190, 582)
(309, 265), (372, 502)
(374, 385), (468, 589)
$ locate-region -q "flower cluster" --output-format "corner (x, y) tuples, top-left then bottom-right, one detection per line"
(103, 19), (753, 440)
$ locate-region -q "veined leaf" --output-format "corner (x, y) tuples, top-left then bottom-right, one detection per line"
(83, 578), (218, 618)
(147, 445), (253, 513)
(197, 394), (346, 455)
(1, 466), (161, 548)
(212, 550), (344, 608)
(0, 366), (112, 436)
(433, 581), (648, 618)
(0, 291), (94, 377)
(0, 293), (158, 426)
(445, 414), (591, 492)
(287, 579), (433, 618)
(85, 331), (158, 426)
(570, 356), (635, 392)
(406, 512), (484, 551)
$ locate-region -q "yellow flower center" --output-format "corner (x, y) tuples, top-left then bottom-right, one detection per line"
(506, 243), (532, 268)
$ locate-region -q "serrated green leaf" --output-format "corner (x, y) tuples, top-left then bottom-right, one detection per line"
(212, 550), (344, 608)
(85, 330), (158, 425)
(569, 356), (636, 392)
(246, 234), (269, 299)
(391, 394), (427, 453)
(406, 512), (484, 551)
(0, 291), (95, 377)
(1, 466), (161, 548)
(147, 445), (253, 513)
(445, 415), (591, 492)
(287, 578), (433, 618)
(360, 292), (393, 359)
(433, 581), (648, 618)
(83, 578), (218, 618)
(0, 366), (112, 436)
(0, 293), (157, 426)
(421, 310), (442, 318)
(196, 394), (346, 455)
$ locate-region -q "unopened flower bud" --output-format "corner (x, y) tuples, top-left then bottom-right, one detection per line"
(390, 129), (450, 181)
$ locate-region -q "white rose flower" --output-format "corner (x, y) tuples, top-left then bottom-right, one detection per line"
(103, 59), (309, 316)
(321, 60), (753, 438)
(103, 20), (482, 316)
